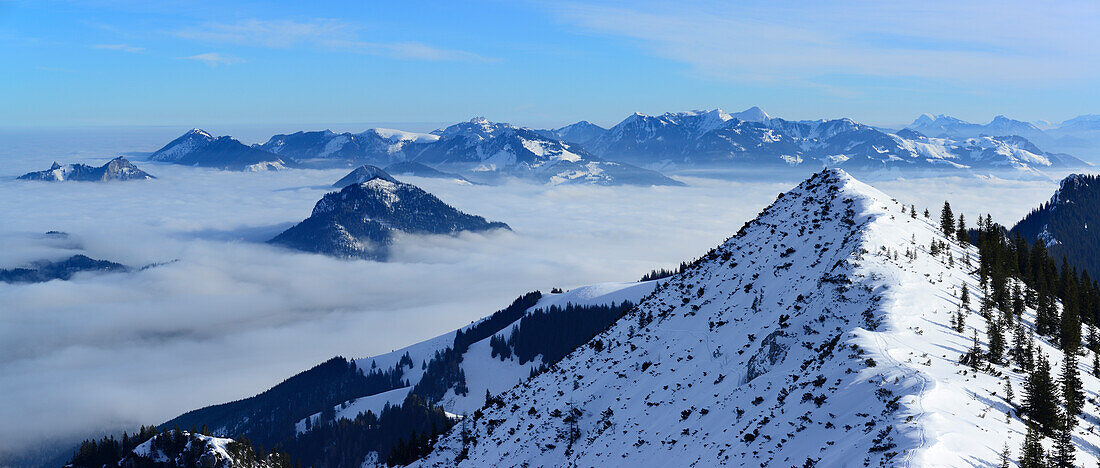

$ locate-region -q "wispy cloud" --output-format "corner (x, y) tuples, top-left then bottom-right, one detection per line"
(177, 52), (241, 67)
(173, 19), (494, 62)
(548, 0), (1100, 85)
(91, 43), (145, 53)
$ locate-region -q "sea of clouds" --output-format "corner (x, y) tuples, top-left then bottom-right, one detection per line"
(0, 126), (1074, 465)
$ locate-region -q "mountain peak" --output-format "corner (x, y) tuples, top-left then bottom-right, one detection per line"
(333, 164), (399, 188)
(730, 106), (770, 122)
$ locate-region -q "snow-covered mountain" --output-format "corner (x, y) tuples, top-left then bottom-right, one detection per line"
(258, 129), (439, 168)
(586, 110), (1087, 175)
(269, 174), (509, 260)
(18, 157), (155, 182)
(411, 169), (1100, 466)
(150, 129), (295, 171)
(409, 118), (683, 186)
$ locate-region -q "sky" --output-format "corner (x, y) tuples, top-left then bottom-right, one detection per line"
(2, 0), (1098, 128)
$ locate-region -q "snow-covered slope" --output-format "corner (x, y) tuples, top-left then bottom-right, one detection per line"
(292, 281), (659, 435)
(411, 169), (1100, 467)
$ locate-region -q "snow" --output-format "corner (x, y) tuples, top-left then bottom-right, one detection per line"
(532, 281), (658, 312)
(410, 169), (1100, 467)
(132, 431), (237, 465)
(295, 281), (659, 435)
(370, 128), (440, 144)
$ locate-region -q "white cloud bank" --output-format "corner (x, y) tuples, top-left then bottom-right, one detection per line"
(0, 128), (1070, 464)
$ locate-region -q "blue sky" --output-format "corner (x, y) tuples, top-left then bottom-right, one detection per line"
(2, 0), (1098, 128)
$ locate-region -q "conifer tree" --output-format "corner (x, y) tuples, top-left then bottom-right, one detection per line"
(1024, 353), (1061, 436)
(924, 208), (930, 218)
(940, 202), (955, 237)
(966, 330), (983, 370)
(957, 214), (968, 244)
(1012, 322), (1029, 368)
(910, 204), (917, 219)
(1061, 351), (1083, 418)
(1059, 284), (1081, 353)
(987, 314), (1005, 365)
(1019, 423), (1045, 468)
(1052, 413), (1076, 468)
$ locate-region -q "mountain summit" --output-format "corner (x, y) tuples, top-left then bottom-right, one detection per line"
(18, 157), (154, 182)
(269, 175), (509, 260)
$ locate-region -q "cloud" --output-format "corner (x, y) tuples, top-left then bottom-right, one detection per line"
(0, 127), (1066, 464)
(173, 18), (494, 62)
(177, 52), (241, 67)
(91, 43), (144, 53)
(548, 0), (1100, 85)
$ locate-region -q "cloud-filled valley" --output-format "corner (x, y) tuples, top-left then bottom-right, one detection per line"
(0, 127), (1077, 463)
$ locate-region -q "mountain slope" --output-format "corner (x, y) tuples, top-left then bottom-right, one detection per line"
(18, 157), (154, 182)
(269, 175), (509, 260)
(1011, 173), (1100, 277)
(413, 169), (1100, 467)
(150, 129), (294, 171)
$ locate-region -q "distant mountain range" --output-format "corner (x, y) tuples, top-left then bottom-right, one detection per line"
(269, 169), (509, 260)
(18, 157), (154, 182)
(146, 108), (1095, 181)
(572, 108), (1087, 176)
(906, 113), (1100, 161)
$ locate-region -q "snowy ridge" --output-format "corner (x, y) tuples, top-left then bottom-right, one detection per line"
(410, 169), (1100, 467)
(293, 282), (659, 435)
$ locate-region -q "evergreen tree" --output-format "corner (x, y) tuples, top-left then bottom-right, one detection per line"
(987, 314), (1005, 365)
(1019, 423), (1045, 468)
(1024, 353), (1061, 436)
(957, 214), (968, 244)
(1052, 413), (1076, 468)
(924, 208), (930, 218)
(910, 204), (917, 219)
(1059, 282), (1082, 352)
(1061, 351), (1083, 418)
(940, 202), (955, 238)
